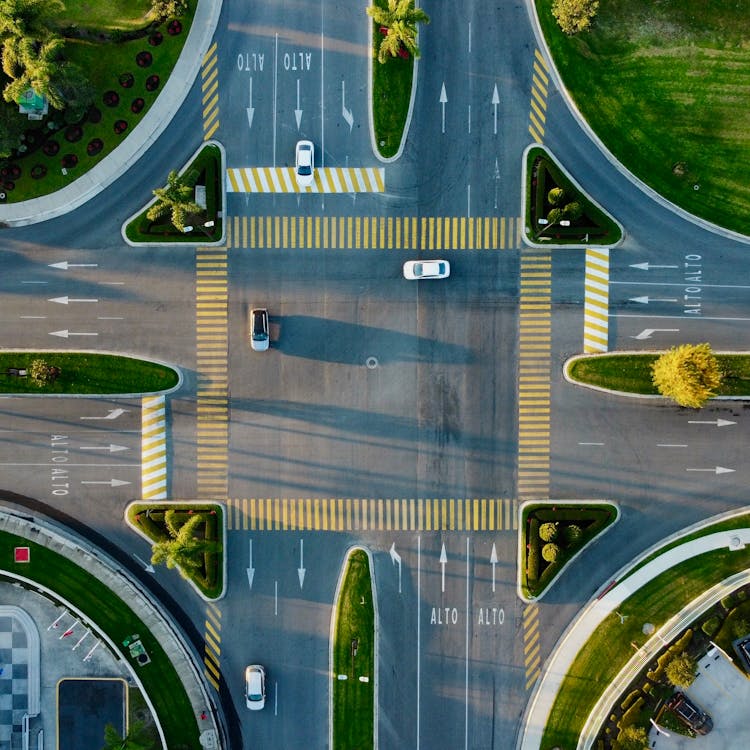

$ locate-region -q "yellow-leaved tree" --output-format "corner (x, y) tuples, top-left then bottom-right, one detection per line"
(651, 343), (722, 408)
(551, 0), (599, 35)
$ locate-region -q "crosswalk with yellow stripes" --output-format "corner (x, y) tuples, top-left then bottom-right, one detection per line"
(227, 166), (384, 193)
(201, 42), (219, 141)
(225, 215), (522, 251)
(528, 49), (550, 144)
(583, 248), (610, 352)
(523, 603), (542, 689)
(203, 604), (222, 692)
(196, 248), (229, 498)
(518, 252), (551, 500)
(227, 497), (518, 531)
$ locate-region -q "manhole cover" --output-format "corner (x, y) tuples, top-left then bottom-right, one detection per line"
(365, 356), (378, 369)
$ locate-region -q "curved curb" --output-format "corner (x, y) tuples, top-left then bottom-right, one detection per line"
(516, 500), (621, 604)
(367, 15), (419, 164)
(124, 500), (227, 602)
(522, 0), (750, 245)
(0, 507), (225, 750)
(120, 140), (227, 247)
(564, 350), (750, 402)
(516, 505), (750, 750)
(520, 143), (625, 250)
(328, 545), (378, 750)
(0, 350), (183, 399)
(0, 0), (223, 228)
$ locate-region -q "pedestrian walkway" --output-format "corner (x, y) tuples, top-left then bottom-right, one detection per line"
(518, 524), (750, 750)
(227, 166), (385, 193)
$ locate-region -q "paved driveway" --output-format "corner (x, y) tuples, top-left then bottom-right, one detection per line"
(651, 649), (750, 748)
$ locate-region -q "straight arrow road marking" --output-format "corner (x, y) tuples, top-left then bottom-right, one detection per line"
(49, 329), (97, 338)
(246, 77), (255, 129)
(80, 444), (129, 452)
(49, 296), (98, 304)
(629, 296), (678, 304)
(297, 539), (306, 589)
(133, 553), (155, 573)
(247, 539), (255, 589)
(630, 263), (679, 271)
(490, 543), (498, 593)
(492, 83), (499, 134)
(439, 82), (447, 133)
(686, 466), (735, 475)
(81, 478), (131, 486)
(48, 261), (98, 270)
(440, 543), (447, 593)
(688, 419), (736, 427)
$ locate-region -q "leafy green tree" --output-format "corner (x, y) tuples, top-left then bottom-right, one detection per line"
(563, 201), (583, 220)
(665, 653), (697, 688)
(651, 343), (722, 408)
(541, 543), (560, 563)
(564, 523), (582, 544)
(150, 0), (188, 20)
(146, 170), (202, 232)
(732, 617), (750, 639)
(615, 724), (649, 750)
(366, 0), (430, 63)
(151, 511), (218, 578)
(102, 720), (153, 750)
(552, 0), (599, 35)
(29, 358), (57, 386)
(547, 187), (564, 205)
(539, 522), (558, 542)
(0, 0), (63, 42)
(546, 207), (563, 224)
(0, 99), (26, 157)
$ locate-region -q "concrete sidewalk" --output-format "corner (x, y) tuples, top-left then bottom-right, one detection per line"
(0, 508), (222, 750)
(0, 0), (222, 227)
(517, 521), (750, 750)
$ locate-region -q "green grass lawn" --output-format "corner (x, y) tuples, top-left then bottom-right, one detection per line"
(567, 353), (750, 396)
(0, 529), (200, 750)
(54, 0), (154, 31)
(542, 542), (750, 748)
(535, 0), (750, 236)
(333, 548), (374, 750)
(0, 352), (178, 394)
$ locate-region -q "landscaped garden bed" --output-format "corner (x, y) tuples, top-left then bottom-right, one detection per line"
(124, 142), (224, 244)
(127, 502), (225, 601)
(524, 145), (621, 246)
(0, 352), (179, 394)
(520, 501), (618, 600)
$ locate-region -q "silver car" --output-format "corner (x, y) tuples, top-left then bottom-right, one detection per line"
(245, 664), (266, 710)
(295, 140), (315, 187)
(403, 259), (451, 280)
(249, 308), (269, 351)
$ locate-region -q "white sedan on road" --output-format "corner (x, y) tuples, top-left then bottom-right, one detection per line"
(295, 140), (315, 188)
(403, 259), (451, 280)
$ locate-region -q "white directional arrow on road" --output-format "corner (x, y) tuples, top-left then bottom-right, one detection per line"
(687, 419), (736, 427)
(49, 329), (97, 338)
(630, 262), (679, 271)
(341, 80), (353, 131)
(389, 542), (402, 594)
(490, 543), (498, 593)
(48, 296), (98, 305)
(297, 539), (306, 589)
(246, 77), (255, 129)
(439, 543), (447, 593)
(81, 478), (131, 486)
(246, 539), (255, 589)
(686, 466), (735, 475)
(630, 328), (680, 340)
(80, 444), (129, 453)
(294, 79), (303, 130)
(48, 261), (98, 270)
(439, 83), (447, 133)
(629, 296), (678, 304)
(133, 553), (155, 573)
(80, 408), (129, 421)
(492, 83), (500, 135)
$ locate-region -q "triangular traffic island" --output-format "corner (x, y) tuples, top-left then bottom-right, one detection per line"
(519, 500), (619, 602)
(122, 141), (226, 246)
(523, 145), (623, 247)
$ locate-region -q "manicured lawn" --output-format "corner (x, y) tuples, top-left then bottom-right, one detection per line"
(127, 503), (224, 600)
(0, 529), (200, 750)
(567, 353), (750, 396)
(542, 542), (750, 748)
(1, 4), (193, 202)
(124, 143), (224, 244)
(535, 0), (750, 236)
(54, 0), (153, 31)
(370, 1), (414, 159)
(332, 548), (374, 750)
(0, 353), (178, 394)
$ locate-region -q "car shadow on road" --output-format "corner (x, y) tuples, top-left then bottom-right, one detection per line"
(271, 315), (474, 365)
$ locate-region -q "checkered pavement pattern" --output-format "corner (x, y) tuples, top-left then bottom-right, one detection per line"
(0, 615), (28, 747)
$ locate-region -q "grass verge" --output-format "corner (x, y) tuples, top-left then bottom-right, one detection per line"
(534, 0), (750, 236)
(332, 548), (374, 750)
(370, 1), (413, 159)
(0, 352), (178, 394)
(567, 352), (750, 397)
(124, 143), (223, 244)
(0, 529), (200, 749)
(127, 503), (224, 601)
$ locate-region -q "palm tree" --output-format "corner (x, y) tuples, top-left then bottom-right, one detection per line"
(146, 170), (202, 232)
(151, 511), (219, 577)
(102, 720), (153, 750)
(366, 0), (430, 63)
(0, 0), (64, 42)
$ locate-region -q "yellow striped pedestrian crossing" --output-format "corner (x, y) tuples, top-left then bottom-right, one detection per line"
(203, 604), (222, 692)
(583, 248), (610, 352)
(227, 166), (385, 193)
(226, 215), (522, 251)
(523, 603), (542, 689)
(201, 42), (219, 141)
(528, 49), (550, 144)
(141, 395), (167, 500)
(227, 497), (518, 532)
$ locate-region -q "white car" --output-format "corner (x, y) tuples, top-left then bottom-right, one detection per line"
(245, 664), (266, 710)
(403, 259), (451, 280)
(249, 308), (269, 351)
(295, 140), (315, 187)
